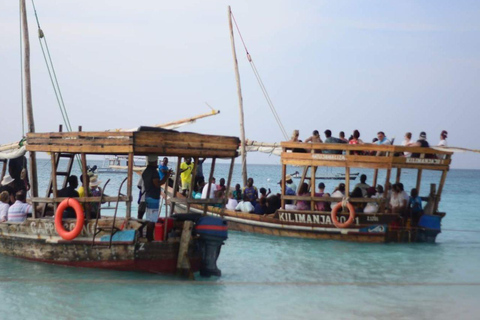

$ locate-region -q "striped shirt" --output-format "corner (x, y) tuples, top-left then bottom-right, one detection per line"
(7, 200), (32, 222)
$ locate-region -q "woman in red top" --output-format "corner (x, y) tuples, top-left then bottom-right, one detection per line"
(349, 130), (364, 155)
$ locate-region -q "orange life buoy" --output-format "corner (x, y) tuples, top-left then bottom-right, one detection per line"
(55, 198), (85, 240)
(331, 201), (356, 228)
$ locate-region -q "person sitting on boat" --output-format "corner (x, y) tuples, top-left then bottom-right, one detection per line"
(233, 183), (242, 201)
(339, 131), (348, 143)
(0, 175), (16, 205)
(408, 132), (432, 158)
(58, 175), (80, 219)
(235, 195), (255, 213)
(285, 175), (297, 193)
(350, 187), (364, 213)
(389, 183), (407, 214)
(265, 194), (281, 214)
(408, 188), (423, 225)
(89, 176), (103, 218)
(348, 130), (364, 155)
(354, 174), (370, 197)
(225, 191), (238, 211)
(7, 190), (32, 223)
(364, 187), (379, 214)
(314, 182), (329, 211)
(201, 177), (217, 199)
(254, 197), (267, 214)
(259, 187), (271, 201)
(0, 191), (10, 222)
(8, 155), (30, 193)
(375, 185), (384, 198)
(179, 157), (194, 196)
(192, 179), (204, 199)
(376, 132), (391, 145)
(142, 155), (171, 224)
(401, 132), (413, 157)
(295, 183), (310, 211)
(290, 130), (301, 142)
(243, 178), (258, 205)
(217, 178), (226, 193)
(397, 183), (409, 211)
(438, 130), (448, 147)
(330, 183), (346, 207)
(158, 157), (170, 180)
(77, 174), (90, 199)
(323, 130), (347, 154)
(305, 130), (323, 143)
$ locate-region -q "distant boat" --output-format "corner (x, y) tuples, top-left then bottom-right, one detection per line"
(97, 155), (146, 174)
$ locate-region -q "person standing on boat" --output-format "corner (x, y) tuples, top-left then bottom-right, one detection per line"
(8, 155), (30, 193)
(137, 175), (146, 220)
(7, 190), (32, 222)
(158, 157), (170, 180)
(195, 158), (206, 184)
(201, 177), (217, 199)
(143, 155), (171, 223)
(179, 157), (194, 196)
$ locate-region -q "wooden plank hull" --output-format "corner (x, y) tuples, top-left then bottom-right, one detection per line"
(0, 219), (201, 274)
(175, 204), (390, 243)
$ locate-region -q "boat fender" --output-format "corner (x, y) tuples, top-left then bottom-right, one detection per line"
(55, 198), (85, 241)
(331, 202), (355, 228)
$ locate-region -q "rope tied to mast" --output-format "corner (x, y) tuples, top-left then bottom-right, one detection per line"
(230, 10), (289, 141)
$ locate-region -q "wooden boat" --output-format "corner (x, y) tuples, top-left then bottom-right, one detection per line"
(174, 142), (453, 243)
(0, 127), (239, 275)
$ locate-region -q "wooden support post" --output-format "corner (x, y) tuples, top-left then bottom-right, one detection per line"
(281, 164), (286, 209)
(203, 158), (216, 215)
(434, 169), (448, 212)
(80, 153), (90, 219)
(176, 220), (194, 279)
(416, 169), (423, 193)
(373, 169), (378, 188)
(126, 152), (133, 219)
(380, 169), (391, 212)
(170, 157), (181, 217)
(50, 153), (58, 213)
(345, 167), (351, 195)
(221, 157), (235, 215)
(396, 168), (402, 184)
(310, 166), (316, 210)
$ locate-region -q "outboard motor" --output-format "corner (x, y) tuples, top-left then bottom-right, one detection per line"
(195, 216), (228, 277)
(417, 215), (441, 243)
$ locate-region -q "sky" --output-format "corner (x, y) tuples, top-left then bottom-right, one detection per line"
(1, 0), (479, 168)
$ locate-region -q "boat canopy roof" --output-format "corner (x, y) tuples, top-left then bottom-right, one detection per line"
(281, 142), (453, 171)
(26, 126), (240, 158)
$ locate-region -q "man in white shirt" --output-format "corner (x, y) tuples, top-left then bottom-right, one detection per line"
(7, 191), (32, 222)
(201, 177), (217, 199)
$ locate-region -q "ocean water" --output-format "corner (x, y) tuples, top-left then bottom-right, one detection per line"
(1, 159), (479, 319)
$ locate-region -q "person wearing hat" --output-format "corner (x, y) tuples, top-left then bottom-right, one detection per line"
(408, 132), (430, 158)
(0, 175), (16, 205)
(89, 176), (103, 218)
(438, 130), (448, 147)
(142, 155), (171, 224)
(285, 174), (297, 193)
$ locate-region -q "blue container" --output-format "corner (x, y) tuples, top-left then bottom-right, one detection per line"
(195, 216), (228, 240)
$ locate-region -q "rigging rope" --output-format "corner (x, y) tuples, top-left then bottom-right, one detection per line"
(29, 0), (82, 170)
(230, 11), (289, 141)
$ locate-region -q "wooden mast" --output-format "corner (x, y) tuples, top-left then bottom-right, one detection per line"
(228, 6), (247, 186)
(20, 0), (39, 205)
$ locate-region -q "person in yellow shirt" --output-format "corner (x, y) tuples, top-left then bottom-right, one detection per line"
(179, 157), (194, 196)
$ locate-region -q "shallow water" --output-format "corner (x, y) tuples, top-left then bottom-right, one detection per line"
(1, 160), (479, 319)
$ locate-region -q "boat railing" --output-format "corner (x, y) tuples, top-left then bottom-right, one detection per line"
(281, 142), (453, 170)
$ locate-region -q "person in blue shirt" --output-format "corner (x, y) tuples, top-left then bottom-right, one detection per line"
(408, 188), (423, 225)
(158, 157), (169, 180)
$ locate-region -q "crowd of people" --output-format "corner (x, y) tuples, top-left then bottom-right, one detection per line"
(292, 129), (448, 156)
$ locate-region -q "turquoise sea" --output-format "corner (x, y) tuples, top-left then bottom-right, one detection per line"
(1, 159), (479, 319)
